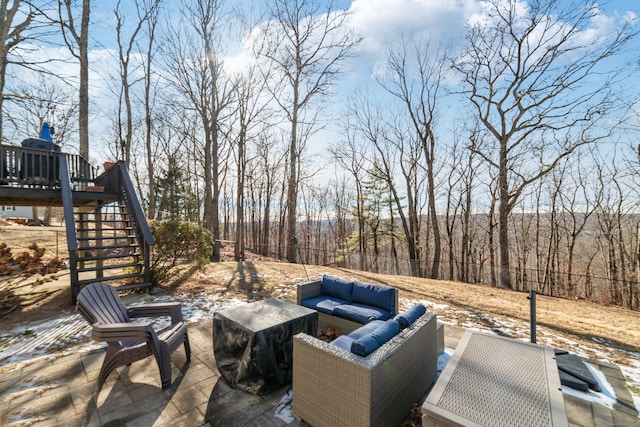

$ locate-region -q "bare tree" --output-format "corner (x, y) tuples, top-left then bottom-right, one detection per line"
(442, 134), (465, 281)
(231, 65), (270, 261)
(454, 0), (637, 289)
(161, 0), (235, 259)
(250, 135), (286, 257)
(377, 35), (446, 279)
(346, 93), (425, 277)
(6, 75), (78, 146)
(330, 114), (369, 270)
(255, 0), (361, 262)
(114, 0), (160, 166)
(58, 0), (90, 158)
(0, 0), (36, 143)
(557, 154), (599, 297)
(326, 175), (356, 267)
(141, 0), (161, 219)
(459, 127), (481, 283)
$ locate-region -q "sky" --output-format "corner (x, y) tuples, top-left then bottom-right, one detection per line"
(8, 0), (640, 171)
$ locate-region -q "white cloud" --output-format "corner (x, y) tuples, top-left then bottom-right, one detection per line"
(349, 0), (479, 54)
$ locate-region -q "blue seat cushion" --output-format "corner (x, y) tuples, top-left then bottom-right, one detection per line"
(333, 303), (393, 324)
(346, 320), (385, 340)
(321, 275), (354, 302)
(330, 335), (354, 352)
(350, 281), (396, 313)
(394, 304), (427, 329)
(351, 320), (400, 357)
(300, 295), (347, 315)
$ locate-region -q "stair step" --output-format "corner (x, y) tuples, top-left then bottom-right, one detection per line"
(73, 206), (104, 211)
(78, 261), (143, 273)
(76, 229), (135, 234)
(76, 226), (134, 230)
(77, 235), (136, 241)
(75, 218), (129, 222)
(77, 272), (145, 286)
(78, 243), (138, 251)
(77, 253), (141, 262)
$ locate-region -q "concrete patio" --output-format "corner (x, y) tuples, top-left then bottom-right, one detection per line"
(1, 319), (638, 426)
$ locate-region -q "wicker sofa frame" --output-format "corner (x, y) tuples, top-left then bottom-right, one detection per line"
(292, 311), (438, 427)
(296, 279), (399, 335)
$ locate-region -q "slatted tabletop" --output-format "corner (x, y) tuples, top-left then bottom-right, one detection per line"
(423, 331), (568, 427)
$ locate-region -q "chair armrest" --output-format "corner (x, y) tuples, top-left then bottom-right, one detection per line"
(92, 322), (154, 342)
(296, 280), (322, 304)
(127, 302), (184, 323)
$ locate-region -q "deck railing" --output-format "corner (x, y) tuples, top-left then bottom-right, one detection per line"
(0, 143), (96, 188)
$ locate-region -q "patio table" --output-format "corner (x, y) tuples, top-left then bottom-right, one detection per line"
(213, 298), (317, 394)
(422, 330), (568, 427)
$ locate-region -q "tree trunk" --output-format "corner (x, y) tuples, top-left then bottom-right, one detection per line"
(427, 157), (440, 279)
(203, 127), (214, 256)
(498, 141), (512, 289)
(144, 8), (157, 220)
(78, 0), (90, 159)
(488, 196), (497, 287)
(0, 46), (7, 142)
(286, 101), (299, 263)
(211, 129), (221, 260)
(235, 129), (245, 261)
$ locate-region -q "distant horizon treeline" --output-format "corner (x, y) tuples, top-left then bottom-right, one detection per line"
(18, 190), (640, 311)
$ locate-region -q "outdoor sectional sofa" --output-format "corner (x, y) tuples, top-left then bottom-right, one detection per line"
(292, 306), (438, 427)
(296, 275), (398, 335)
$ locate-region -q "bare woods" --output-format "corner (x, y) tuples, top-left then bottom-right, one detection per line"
(2, 1), (639, 310)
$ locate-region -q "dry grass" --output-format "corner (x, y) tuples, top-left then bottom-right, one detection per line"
(169, 261), (640, 354)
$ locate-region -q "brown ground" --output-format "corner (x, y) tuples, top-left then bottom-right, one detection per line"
(2, 225), (639, 364)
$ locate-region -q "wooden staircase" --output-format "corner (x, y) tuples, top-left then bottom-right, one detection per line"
(72, 201), (146, 290)
(1, 144), (154, 303)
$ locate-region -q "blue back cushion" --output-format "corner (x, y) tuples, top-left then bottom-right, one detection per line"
(350, 281), (396, 313)
(394, 304), (426, 329)
(300, 295), (346, 315)
(333, 304), (393, 324)
(330, 335), (354, 352)
(321, 275), (353, 302)
(351, 320), (400, 357)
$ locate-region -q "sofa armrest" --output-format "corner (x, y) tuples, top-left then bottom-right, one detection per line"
(293, 312), (438, 427)
(296, 280), (322, 304)
(293, 333), (373, 426)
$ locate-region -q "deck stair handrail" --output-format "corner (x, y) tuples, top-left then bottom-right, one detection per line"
(95, 161), (155, 245)
(95, 161), (155, 284)
(58, 153), (79, 290)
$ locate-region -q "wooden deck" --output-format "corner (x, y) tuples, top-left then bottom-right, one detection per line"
(1, 143), (105, 206)
(1, 143), (154, 303)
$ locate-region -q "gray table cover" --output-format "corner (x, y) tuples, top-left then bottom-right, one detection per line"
(213, 298), (318, 394)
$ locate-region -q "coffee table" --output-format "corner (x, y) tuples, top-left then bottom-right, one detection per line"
(213, 298), (318, 394)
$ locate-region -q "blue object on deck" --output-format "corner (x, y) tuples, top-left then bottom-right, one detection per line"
(39, 122), (53, 141)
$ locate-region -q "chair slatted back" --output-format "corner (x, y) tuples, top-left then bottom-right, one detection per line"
(77, 283), (130, 325)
